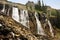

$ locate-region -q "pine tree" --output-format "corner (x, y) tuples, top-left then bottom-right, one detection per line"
(42, 0), (44, 6)
(38, 0), (41, 6)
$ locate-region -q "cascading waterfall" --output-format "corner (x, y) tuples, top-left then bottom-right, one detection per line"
(1, 5), (5, 12)
(19, 10), (29, 28)
(12, 7), (19, 22)
(35, 12), (45, 35)
(47, 19), (54, 37)
(12, 7), (29, 28)
(1, 7), (4, 12)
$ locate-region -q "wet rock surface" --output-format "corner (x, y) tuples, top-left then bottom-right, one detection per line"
(0, 13), (60, 40)
(28, 11), (37, 34)
(0, 13), (38, 40)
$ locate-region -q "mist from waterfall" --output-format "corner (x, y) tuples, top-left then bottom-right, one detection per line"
(12, 7), (19, 22)
(47, 19), (54, 37)
(35, 12), (45, 35)
(19, 10), (29, 28)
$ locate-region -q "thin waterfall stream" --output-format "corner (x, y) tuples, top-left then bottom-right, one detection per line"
(47, 19), (54, 37)
(35, 12), (45, 35)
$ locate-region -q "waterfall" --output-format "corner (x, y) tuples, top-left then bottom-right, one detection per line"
(19, 10), (29, 28)
(1, 7), (4, 12)
(35, 12), (45, 35)
(12, 7), (29, 28)
(12, 7), (19, 22)
(47, 19), (54, 37)
(1, 4), (6, 13)
(1, 5), (5, 12)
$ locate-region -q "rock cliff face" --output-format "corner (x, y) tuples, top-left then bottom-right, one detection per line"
(0, 13), (38, 40)
(0, 0), (60, 40)
(28, 11), (37, 34)
(0, 12), (59, 40)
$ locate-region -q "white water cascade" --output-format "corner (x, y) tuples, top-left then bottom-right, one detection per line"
(47, 19), (54, 37)
(35, 12), (45, 35)
(1, 5), (5, 12)
(12, 7), (29, 28)
(12, 7), (19, 22)
(1, 7), (4, 12)
(19, 10), (29, 28)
